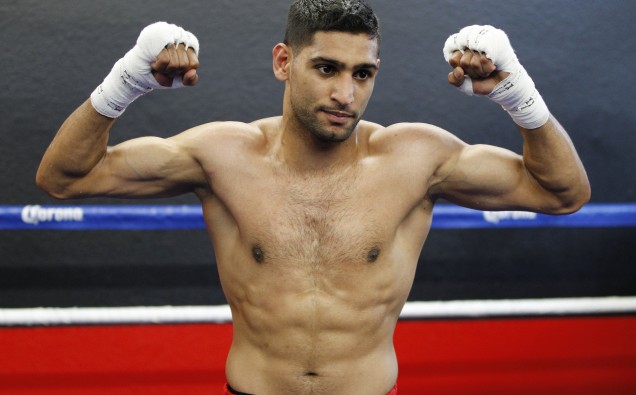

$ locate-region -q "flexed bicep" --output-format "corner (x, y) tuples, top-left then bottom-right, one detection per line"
(430, 143), (560, 212)
(436, 26), (589, 213)
(77, 135), (206, 199)
(37, 22), (204, 200)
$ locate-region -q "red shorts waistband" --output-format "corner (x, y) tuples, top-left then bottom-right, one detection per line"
(224, 382), (397, 394)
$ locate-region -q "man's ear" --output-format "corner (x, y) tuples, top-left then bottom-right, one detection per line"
(273, 43), (292, 81)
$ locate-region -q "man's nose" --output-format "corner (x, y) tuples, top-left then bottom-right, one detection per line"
(330, 76), (355, 107)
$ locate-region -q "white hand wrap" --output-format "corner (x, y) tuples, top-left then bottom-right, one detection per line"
(443, 25), (550, 129)
(90, 22), (200, 118)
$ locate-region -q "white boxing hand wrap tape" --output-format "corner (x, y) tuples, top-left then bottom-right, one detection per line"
(443, 25), (550, 129)
(90, 22), (199, 118)
(487, 66), (550, 130)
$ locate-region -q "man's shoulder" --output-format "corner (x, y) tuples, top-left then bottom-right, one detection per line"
(186, 118), (271, 137)
(364, 121), (460, 151)
(177, 118), (277, 147)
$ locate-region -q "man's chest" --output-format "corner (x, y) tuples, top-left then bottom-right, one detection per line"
(213, 163), (428, 265)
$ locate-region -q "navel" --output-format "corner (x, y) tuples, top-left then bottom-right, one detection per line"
(252, 244), (265, 263)
(367, 247), (381, 263)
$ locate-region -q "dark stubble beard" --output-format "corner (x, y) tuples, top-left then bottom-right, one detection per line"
(291, 100), (360, 143)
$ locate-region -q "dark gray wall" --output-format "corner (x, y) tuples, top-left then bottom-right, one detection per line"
(1, 0), (635, 307)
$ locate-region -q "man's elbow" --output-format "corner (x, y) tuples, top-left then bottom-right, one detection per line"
(35, 170), (76, 200)
(551, 180), (592, 215)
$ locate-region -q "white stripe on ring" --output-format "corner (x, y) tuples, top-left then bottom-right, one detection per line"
(2, 297), (636, 327)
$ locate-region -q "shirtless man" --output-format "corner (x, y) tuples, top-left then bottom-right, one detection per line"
(36, 1), (590, 394)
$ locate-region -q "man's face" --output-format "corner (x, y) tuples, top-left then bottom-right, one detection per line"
(288, 31), (380, 143)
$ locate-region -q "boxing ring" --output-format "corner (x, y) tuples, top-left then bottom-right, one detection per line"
(1, 203), (636, 394)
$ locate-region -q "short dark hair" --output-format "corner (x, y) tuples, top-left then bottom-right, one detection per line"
(284, 0), (381, 52)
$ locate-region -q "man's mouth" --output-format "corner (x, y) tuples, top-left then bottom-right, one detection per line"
(321, 109), (355, 124)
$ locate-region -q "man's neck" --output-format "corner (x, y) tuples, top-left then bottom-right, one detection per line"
(278, 115), (359, 173)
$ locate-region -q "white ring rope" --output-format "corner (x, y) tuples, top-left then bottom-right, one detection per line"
(2, 297), (635, 327)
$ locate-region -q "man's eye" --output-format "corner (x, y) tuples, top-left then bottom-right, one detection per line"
(318, 65), (334, 75)
(355, 70), (371, 80)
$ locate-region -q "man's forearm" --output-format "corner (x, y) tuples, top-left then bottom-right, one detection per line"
(520, 116), (591, 211)
(36, 100), (115, 198)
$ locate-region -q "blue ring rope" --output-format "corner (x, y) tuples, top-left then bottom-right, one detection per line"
(1, 203), (635, 230)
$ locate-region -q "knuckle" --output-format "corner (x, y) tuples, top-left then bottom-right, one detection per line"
(156, 50), (170, 63)
(459, 51), (473, 67)
(449, 52), (462, 67)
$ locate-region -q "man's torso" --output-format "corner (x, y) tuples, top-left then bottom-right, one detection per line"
(188, 117), (446, 394)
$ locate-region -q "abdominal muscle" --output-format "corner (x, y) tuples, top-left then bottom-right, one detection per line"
(224, 277), (403, 395)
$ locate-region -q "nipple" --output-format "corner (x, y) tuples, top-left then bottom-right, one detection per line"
(367, 247), (380, 263)
(252, 245), (265, 263)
